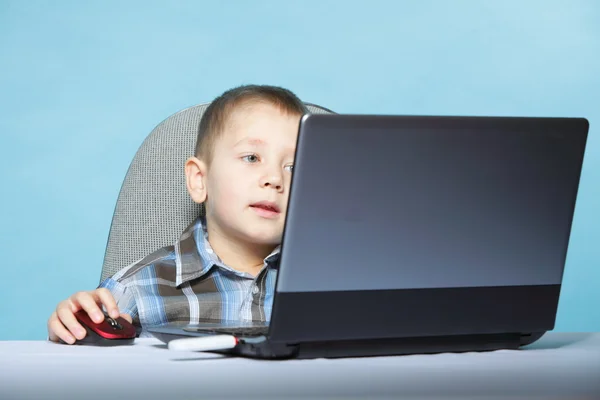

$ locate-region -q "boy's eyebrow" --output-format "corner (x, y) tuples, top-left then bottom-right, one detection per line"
(233, 137), (296, 155)
(234, 137), (266, 147)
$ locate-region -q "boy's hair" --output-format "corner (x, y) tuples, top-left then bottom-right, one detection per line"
(195, 84), (308, 163)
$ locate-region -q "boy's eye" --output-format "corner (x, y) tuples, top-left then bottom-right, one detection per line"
(241, 154), (260, 163)
(284, 164), (294, 173)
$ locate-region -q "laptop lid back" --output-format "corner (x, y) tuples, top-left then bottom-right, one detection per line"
(269, 115), (588, 343)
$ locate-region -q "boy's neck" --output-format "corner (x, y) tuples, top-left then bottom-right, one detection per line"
(205, 225), (274, 277)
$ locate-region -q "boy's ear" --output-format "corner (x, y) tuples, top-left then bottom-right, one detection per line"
(185, 156), (208, 204)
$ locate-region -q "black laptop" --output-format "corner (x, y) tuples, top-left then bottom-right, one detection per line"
(148, 114), (589, 359)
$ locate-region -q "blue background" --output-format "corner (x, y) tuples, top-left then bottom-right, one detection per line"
(0, 0), (598, 340)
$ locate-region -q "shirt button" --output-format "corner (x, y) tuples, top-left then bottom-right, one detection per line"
(252, 285), (259, 295)
(206, 248), (214, 254)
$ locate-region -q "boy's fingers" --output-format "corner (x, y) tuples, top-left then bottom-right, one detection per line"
(72, 291), (105, 324)
(48, 312), (75, 344)
(95, 288), (120, 319)
(49, 289), (119, 345)
(56, 306), (87, 341)
(120, 313), (133, 323)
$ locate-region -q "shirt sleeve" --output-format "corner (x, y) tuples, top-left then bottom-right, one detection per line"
(98, 277), (138, 321)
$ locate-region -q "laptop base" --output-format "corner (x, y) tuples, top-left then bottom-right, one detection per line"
(149, 325), (545, 359)
(290, 332), (544, 359)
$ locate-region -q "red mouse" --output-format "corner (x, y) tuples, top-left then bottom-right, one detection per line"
(65, 309), (137, 346)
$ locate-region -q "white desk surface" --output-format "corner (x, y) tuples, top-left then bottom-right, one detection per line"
(1, 332), (599, 399)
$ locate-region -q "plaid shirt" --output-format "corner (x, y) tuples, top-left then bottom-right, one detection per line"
(98, 217), (280, 337)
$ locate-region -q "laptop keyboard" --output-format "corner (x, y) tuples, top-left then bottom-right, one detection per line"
(182, 326), (269, 337)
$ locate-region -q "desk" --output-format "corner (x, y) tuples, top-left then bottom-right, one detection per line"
(1, 333), (599, 399)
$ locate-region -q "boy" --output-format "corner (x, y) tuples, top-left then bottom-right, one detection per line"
(48, 84), (308, 343)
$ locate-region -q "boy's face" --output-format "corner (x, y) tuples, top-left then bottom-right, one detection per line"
(188, 102), (301, 248)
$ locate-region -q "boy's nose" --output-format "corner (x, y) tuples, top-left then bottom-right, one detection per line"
(260, 174), (283, 191)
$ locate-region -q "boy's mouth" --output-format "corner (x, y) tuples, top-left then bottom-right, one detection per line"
(250, 202), (281, 218)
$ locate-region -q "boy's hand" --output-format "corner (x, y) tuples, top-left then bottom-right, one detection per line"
(47, 288), (132, 344)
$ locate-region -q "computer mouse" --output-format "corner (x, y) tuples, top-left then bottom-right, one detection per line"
(65, 309), (137, 346)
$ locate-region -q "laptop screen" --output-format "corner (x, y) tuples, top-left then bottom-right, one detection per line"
(277, 115), (588, 293)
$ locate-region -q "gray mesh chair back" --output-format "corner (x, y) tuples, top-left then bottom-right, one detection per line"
(100, 103), (334, 283)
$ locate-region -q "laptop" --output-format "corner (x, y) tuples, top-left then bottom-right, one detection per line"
(148, 114), (589, 359)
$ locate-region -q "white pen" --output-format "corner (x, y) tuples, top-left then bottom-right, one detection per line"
(168, 335), (238, 352)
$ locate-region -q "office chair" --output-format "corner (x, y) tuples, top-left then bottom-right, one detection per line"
(100, 102), (334, 283)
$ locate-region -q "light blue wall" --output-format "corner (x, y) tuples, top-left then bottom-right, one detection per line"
(1, 0), (598, 340)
